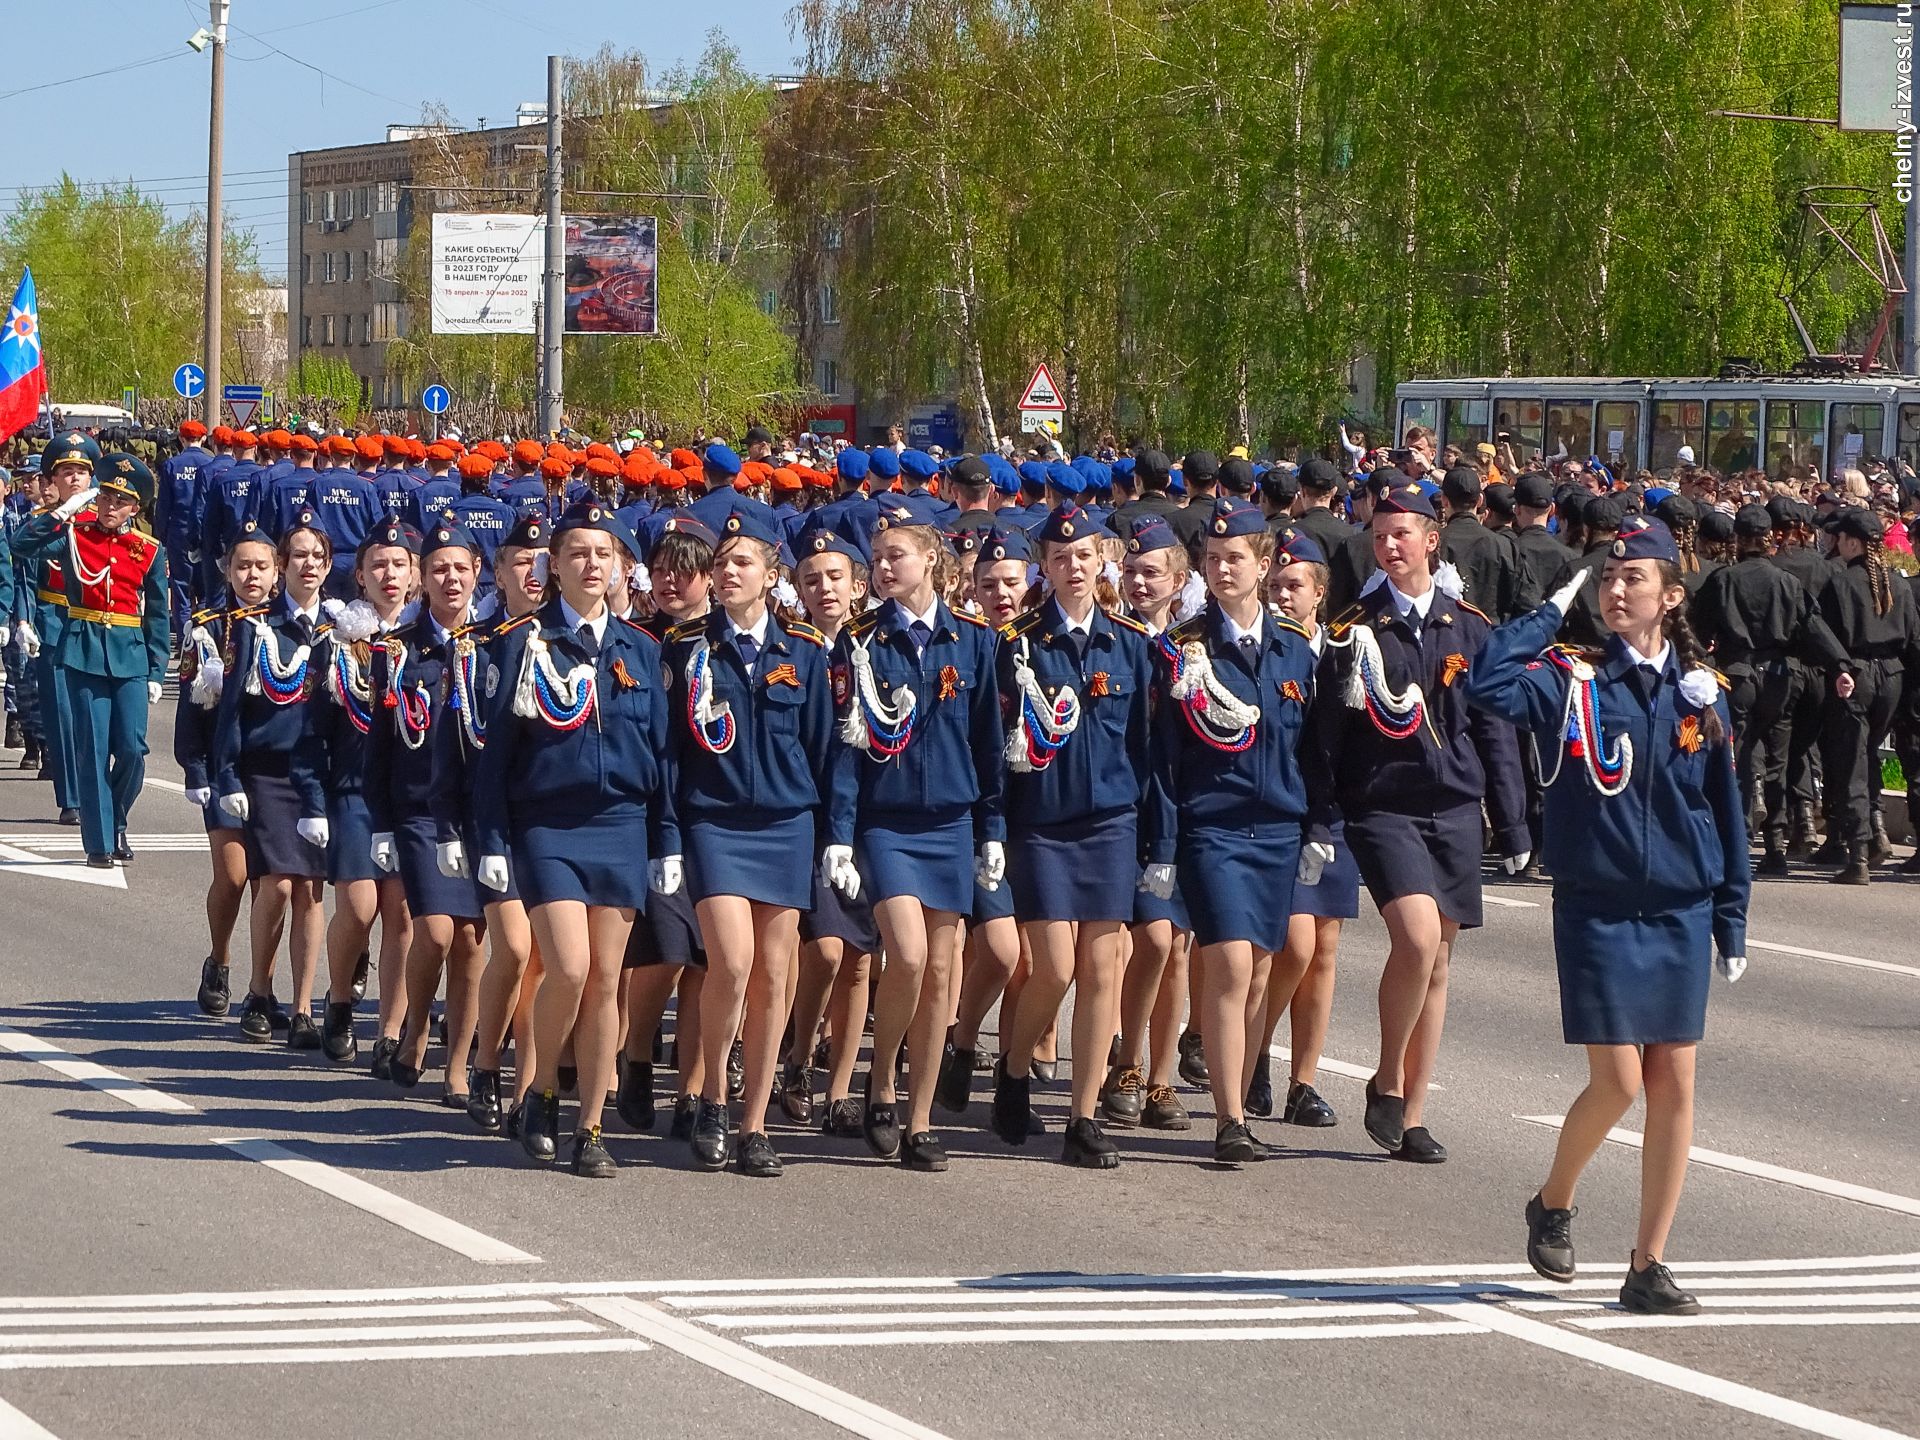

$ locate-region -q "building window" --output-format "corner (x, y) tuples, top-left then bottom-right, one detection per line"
(321, 190), (336, 222)
(819, 284), (838, 325)
(357, 186), (370, 218)
(343, 250), (354, 283)
(824, 217), (843, 251)
(817, 359), (838, 397)
(301, 315), (311, 347)
(361, 314), (373, 345)
(336, 189), (351, 223)
(361, 250), (371, 282)
(377, 180), (399, 212)
(322, 252), (336, 283)
(301, 192), (312, 224)
(373, 237), (398, 277)
(300, 253), (311, 284)
(322, 314), (336, 345)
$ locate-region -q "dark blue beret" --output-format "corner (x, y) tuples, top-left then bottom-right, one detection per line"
(1608, 513), (1681, 563)
(977, 523), (1032, 565)
(1036, 502), (1097, 544)
(1125, 515), (1179, 556)
(1205, 496), (1266, 538)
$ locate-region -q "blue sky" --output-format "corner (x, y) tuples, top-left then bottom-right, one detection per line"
(8, 0), (797, 280)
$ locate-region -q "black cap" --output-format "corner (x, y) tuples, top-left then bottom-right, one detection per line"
(1654, 493), (1697, 528)
(1513, 472), (1555, 509)
(743, 425), (774, 445)
(1440, 464), (1481, 503)
(1483, 481), (1514, 517)
(1182, 450), (1220, 482)
(1260, 467), (1300, 507)
(1825, 506), (1884, 543)
(1697, 508), (1735, 544)
(948, 454), (990, 485)
(1732, 504), (1772, 538)
(1586, 493), (1631, 534)
(1134, 449), (1172, 487)
(1765, 495), (1800, 530)
(1218, 456), (1256, 494)
(1297, 456), (1340, 492)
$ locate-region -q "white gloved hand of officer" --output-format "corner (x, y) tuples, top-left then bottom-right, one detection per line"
(436, 839), (469, 879)
(0, 624), (11, 649)
(1137, 863), (1176, 900)
(52, 486), (99, 523)
(1715, 950), (1747, 983)
(649, 855), (683, 896)
(820, 844), (861, 900)
(184, 786), (212, 809)
(1546, 568), (1589, 616)
(148, 680), (163, 705)
(370, 832), (398, 873)
(1502, 850), (1532, 876)
(296, 817), (330, 850)
(477, 854), (511, 893)
(1297, 841), (1336, 887)
(218, 791), (250, 821)
(18, 621), (39, 658)
(974, 839), (1006, 892)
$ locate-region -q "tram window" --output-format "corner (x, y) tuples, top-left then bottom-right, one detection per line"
(1444, 398), (1489, 449)
(1827, 403), (1884, 476)
(1594, 401), (1641, 474)
(1706, 399), (1759, 473)
(1543, 402), (1593, 462)
(1492, 399), (1543, 464)
(1649, 400), (1705, 473)
(1898, 403), (1920, 471)
(1765, 400), (1825, 483)
(1399, 398), (1439, 446)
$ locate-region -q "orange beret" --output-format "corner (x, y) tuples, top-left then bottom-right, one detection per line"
(235, 430), (260, 448)
(739, 460), (775, 486)
(669, 448), (701, 470)
(406, 438), (427, 461)
(538, 457), (573, 482)
(381, 434), (409, 457)
(770, 466), (803, 494)
(328, 435), (358, 458)
(354, 435), (384, 462)
(545, 441), (572, 460)
(426, 443), (458, 463)
(290, 433), (319, 452)
(179, 420), (208, 441)
(457, 454), (494, 481)
(260, 429), (291, 450)
(655, 467), (686, 490)
(210, 425), (234, 445)
(800, 465), (833, 489)
(475, 439), (508, 462)
(506, 440), (540, 467)
(584, 441), (617, 462)
(584, 456), (620, 479)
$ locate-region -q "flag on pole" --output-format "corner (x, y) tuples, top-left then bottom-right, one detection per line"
(0, 267), (48, 443)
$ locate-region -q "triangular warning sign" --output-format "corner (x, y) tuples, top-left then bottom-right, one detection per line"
(1018, 363), (1064, 411)
(227, 397), (259, 429)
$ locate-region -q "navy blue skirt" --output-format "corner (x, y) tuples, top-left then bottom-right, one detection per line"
(1293, 819), (1359, 921)
(1009, 808), (1137, 923)
(1553, 897), (1712, 1045)
(397, 811), (484, 919)
(625, 878), (703, 967)
(686, 812), (814, 909)
(972, 873), (1014, 923)
(202, 795), (243, 835)
(1177, 820), (1302, 952)
(1345, 803), (1485, 929)
(514, 804), (650, 911)
(801, 868), (880, 952)
(241, 772), (326, 880)
(857, 812), (972, 915)
(1132, 874), (1191, 930)
(327, 791), (376, 884)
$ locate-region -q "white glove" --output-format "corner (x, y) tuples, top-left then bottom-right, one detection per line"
(1716, 951), (1747, 984)
(148, 680), (163, 705)
(820, 844), (861, 900)
(649, 855), (683, 896)
(477, 854), (510, 893)
(974, 839), (1006, 892)
(1298, 841), (1336, 887)
(1502, 850), (1532, 876)
(1546, 568), (1589, 616)
(0, 624), (11, 648)
(184, 786), (212, 808)
(1138, 863), (1176, 900)
(52, 486), (99, 522)
(18, 621), (39, 658)
(370, 832), (398, 873)
(218, 791), (250, 821)
(296, 817), (330, 849)
(436, 839), (469, 878)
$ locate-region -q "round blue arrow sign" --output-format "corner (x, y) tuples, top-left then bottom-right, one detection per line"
(421, 384), (451, 415)
(173, 363), (206, 399)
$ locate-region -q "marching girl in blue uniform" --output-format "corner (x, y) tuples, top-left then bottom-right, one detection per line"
(1311, 479), (1527, 1164)
(307, 528), (416, 1064)
(1249, 526), (1352, 1128)
(366, 521), (488, 1101)
(1106, 516), (1196, 1133)
(824, 492), (1005, 1172)
(661, 504), (836, 1178)
(780, 518), (877, 1136)
(212, 510), (333, 1048)
(1466, 515), (1750, 1317)
(474, 501), (673, 1179)
(178, 527), (275, 1021)
(986, 504), (1157, 1168)
(1148, 497), (1318, 1165)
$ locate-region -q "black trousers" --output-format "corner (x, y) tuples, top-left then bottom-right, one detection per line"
(1729, 660), (1797, 846)
(1820, 661), (1903, 849)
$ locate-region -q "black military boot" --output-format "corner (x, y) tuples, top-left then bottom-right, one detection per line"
(1830, 847), (1871, 886)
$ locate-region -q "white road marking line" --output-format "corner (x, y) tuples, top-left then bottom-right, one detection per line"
(0, 1395), (59, 1440)
(1482, 894), (1540, 908)
(0, 843), (126, 889)
(676, 1287), (1451, 1312)
(1516, 1116), (1920, 1220)
(214, 1138), (539, 1266)
(1432, 1300), (1910, 1440)
(1747, 938), (1920, 979)
(577, 1296), (951, 1440)
(698, 1301), (1421, 1330)
(1514, 1291), (1920, 1312)
(1266, 1044), (1442, 1091)
(143, 777), (188, 795)
(0, 1338), (648, 1372)
(0, 1032), (195, 1114)
(747, 1320), (1484, 1348)
(0, 1319), (600, 1350)
(0, 1301), (565, 1329)
(1572, 1311), (1920, 1332)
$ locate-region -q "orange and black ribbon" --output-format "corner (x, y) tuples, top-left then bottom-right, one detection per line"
(1281, 678), (1305, 703)
(611, 658), (639, 691)
(1676, 714), (1702, 754)
(938, 664), (960, 701)
(765, 662), (800, 689)
(1089, 671), (1111, 698)
(1441, 653), (1468, 688)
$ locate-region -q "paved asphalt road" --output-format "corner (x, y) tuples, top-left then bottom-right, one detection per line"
(0, 694), (1916, 1440)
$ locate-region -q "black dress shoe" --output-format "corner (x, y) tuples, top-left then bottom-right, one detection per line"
(505, 1098), (524, 1139)
(933, 1037), (972, 1115)
(691, 1097), (730, 1171)
(1899, 852), (1920, 875)
(468, 1068), (504, 1133)
(1101, 1064), (1144, 1128)
(777, 1062), (813, 1125)
(1364, 1077), (1405, 1152)
(1755, 848), (1789, 878)
(557, 1063), (578, 1097)
(901, 1131), (949, 1172)
(1284, 1080), (1337, 1127)
(4, 717), (20, 749)
(57, 807), (80, 827)
(669, 1093), (700, 1141)
(350, 952), (370, 1001)
(266, 998), (290, 1032)
(1620, 1255), (1699, 1316)
(1141, 1084), (1190, 1131)
(990, 1058), (1032, 1146)
(726, 1038), (746, 1103)
(1391, 1126), (1447, 1164)
(1213, 1119), (1259, 1166)
(1245, 1052), (1274, 1118)
(520, 1090), (560, 1164)
(113, 828), (132, 863)
(822, 1096), (863, 1137)
(1177, 1029), (1208, 1087)
(861, 1071), (901, 1158)
(196, 956), (230, 1017)
(1525, 1193), (1576, 1282)
(734, 1130), (784, 1178)
(571, 1127), (617, 1179)
(616, 1060), (655, 1131)
(237, 993), (274, 1043)
(321, 1001), (357, 1062)
(85, 854), (113, 869)
(286, 1012), (320, 1051)
(1810, 837), (1847, 866)
(439, 1086), (470, 1110)
(1029, 1058), (1056, 1083)
(369, 1035), (399, 1080)
(1062, 1116), (1120, 1169)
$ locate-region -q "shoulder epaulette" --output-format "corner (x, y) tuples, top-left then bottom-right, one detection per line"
(1168, 616), (1206, 645)
(953, 608), (989, 628)
(191, 605), (224, 625)
(999, 610), (1044, 642)
(1271, 613), (1311, 641)
(618, 614), (652, 635)
(1454, 598), (1493, 624)
(1109, 610), (1151, 638)
(494, 613), (537, 636)
(784, 619), (827, 648)
(1325, 604), (1366, 640)
(665, 618), (705, 643)
(846, 608), (881, 638)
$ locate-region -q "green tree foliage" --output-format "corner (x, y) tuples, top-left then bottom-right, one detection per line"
(0, 177), (263, 407)
(289, 353), (364, 428)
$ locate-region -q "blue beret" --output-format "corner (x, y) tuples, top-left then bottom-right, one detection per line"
(655, 512), (718, 550)
(716, 502), (783, 550)
(1609, 513), (1681, 563)
(703, 443), (742, 477)
(1036, 502), (1099, 544)
(1045, 459), (1083, 495)
(867, 447), (900, 480)
(1168, 465), (1186, 495)
(793, 515), (866, 566)
(976, 523), (1032, 565)
(1125, 515), (1179, 556)
(553, 500), (637, 559)
(835, 447), (870, 484)
(1110, 456), (1136, 483)
(44, 430), (101, 470)
(1017, 460), (1050, 491)
(1274, 526), (1326, 567)
(1372, 478), (1439, 519)
(899, 448), (937, 482)
(364, 519), (420, 555)
(502, 512), (548, 550)
(1642, 486), (1675, 509)
(1204, 496), (1266, 539)
(423, 521), (480, 558)
(871, 491), (946, 532)
(985, 455), (1022, 496)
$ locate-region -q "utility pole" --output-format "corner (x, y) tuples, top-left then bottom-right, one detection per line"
(202, 0), (229, 428)
(539, 55), (564, 438)
(1906, 186), (1919, 374)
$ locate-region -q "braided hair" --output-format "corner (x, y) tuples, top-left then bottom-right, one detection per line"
(1657, 560), (1725, 745)
(1865, 536), (1896, 617)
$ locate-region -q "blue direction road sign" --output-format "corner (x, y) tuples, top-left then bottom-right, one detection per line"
(173, 363), (205, 399)
(421, 384), (451, 415)
(223, 384), (264, 429)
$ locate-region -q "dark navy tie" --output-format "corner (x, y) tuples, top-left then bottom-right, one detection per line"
(736, 631), (759, 677)
(909, 620), (932, 659)
(576, 624), (600, 659)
